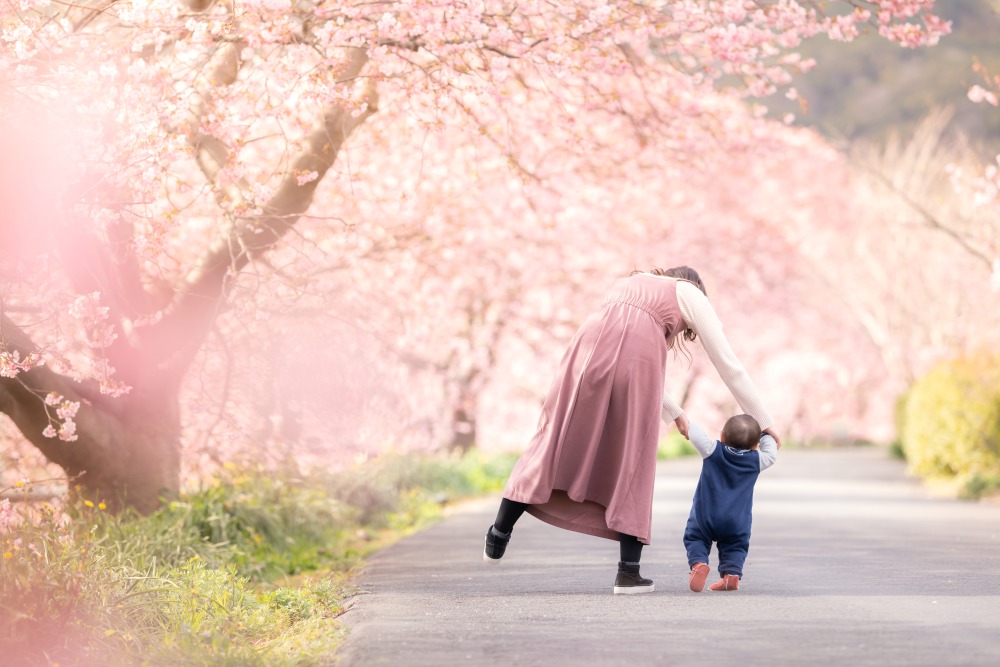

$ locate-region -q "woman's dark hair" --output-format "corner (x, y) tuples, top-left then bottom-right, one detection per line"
(659, 266), (706, 298)
(633, 265), (707, 346)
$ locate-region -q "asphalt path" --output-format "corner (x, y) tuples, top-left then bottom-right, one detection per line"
(338, 448), (1000, 666)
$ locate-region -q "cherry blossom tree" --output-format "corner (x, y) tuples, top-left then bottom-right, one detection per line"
(332, 116), (913, 450)
(0, 0), (950, 509)
(768, 110), (1000, 447)
(952, 60), (1000, 285)
(612, 126), (896, 445)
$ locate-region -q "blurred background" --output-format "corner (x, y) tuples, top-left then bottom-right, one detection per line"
(0, 0), (998, 499)
(2, 1), (1000, 664)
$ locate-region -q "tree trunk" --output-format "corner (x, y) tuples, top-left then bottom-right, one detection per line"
(0, 367), (180, 513)
(448, 405), (477, 454)
(446, 366), (483, 454)
(70, 402), (181, 513)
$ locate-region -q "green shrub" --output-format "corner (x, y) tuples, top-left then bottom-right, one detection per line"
(960, 473), (1000, 500)
(900, 351), (1000, 492)
(325, 450), (518, 524)
(890, 392), (909, 460)
(88, 470), (348, 581)
(657, 431), (699, 460)
(888, 440), (906, 461)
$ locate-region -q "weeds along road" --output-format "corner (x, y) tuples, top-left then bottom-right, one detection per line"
(338, 448), (1000, 667)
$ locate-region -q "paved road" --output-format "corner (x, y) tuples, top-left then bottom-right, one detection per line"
(338, 448), (1000, 666)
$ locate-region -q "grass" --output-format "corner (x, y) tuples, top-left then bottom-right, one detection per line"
(0, 450), (518, 666)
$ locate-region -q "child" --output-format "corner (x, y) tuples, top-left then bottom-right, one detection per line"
(684, 414), (777, 592)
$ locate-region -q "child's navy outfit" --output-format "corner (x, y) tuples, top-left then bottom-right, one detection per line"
(683, 422), (777, 578)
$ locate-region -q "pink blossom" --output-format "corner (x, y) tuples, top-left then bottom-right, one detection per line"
(0, 499), (12, 531)
(68, 292), (109, 321)
(56, 400), (80, 421)
(131, 312), (163, 328)
(878, 22), (928, 48)
(0, 349), (44, 378)
(86, 324), (118, 348)
(922, 14), (952, 42)
(376, 12), (399, 33)
(58, 419), (78, 442)
(295, 171), (319, 186)
(100, 377), (133, 398)
(968, 85), (999, 107)
(826, 15), (860, 42)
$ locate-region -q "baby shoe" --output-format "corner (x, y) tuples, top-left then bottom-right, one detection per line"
(689, 562), (710, 592)
(708, 574), (740, 591)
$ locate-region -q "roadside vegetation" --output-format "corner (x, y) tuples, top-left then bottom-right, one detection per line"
(0, 451), (518, 666)
(896, 351), (1000, 499)
(657, 431), (699, 460)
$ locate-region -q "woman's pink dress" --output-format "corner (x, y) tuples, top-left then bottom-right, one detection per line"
(503, 273), (686, 544)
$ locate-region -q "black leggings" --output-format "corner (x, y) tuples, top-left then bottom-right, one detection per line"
(618, 533), (643, 563)
(493, 498), (644, 562)
(494, 497), (529, 534)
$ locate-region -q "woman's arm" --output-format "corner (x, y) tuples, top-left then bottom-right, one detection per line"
(675, 281), (774, 431)
(662, 393), (689, 438)
(662, 391), (683, 422)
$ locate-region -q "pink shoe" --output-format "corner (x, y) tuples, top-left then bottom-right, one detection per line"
(689, 563), (710, 592)
(708, 574), (740, 591)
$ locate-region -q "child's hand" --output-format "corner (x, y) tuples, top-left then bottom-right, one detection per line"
(674, 413), (690, 439)
(762, 427), (782, 448)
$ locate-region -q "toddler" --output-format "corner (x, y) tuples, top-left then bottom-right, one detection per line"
(684, 414), (777, 592)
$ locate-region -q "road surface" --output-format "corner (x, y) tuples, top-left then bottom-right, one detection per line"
(339, 448), (1000, 666)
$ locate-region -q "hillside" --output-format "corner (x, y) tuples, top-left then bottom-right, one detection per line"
(774, 0), (1000, 147)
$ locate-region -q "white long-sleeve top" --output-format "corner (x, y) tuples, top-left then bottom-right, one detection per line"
(688, 421), (779, 471)
(658, 279), (773, 431)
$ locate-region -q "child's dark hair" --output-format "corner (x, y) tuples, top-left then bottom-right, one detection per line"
(721, 414), (762, 450)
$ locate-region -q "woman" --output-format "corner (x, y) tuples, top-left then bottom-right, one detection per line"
(483, 266), (780, 594)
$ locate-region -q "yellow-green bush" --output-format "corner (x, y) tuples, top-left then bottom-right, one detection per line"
(900, 351), (1000, 491)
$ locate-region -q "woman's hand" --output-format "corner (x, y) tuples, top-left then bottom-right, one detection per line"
(762, 427), (782, 449)
(674, 413), (690, 440)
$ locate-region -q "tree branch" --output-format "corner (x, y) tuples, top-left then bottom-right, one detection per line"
(186, 39), (249, 208)
(852, 158), (994, 269)
(140, 48), (378, 375)
(0, 312), (123, 470)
